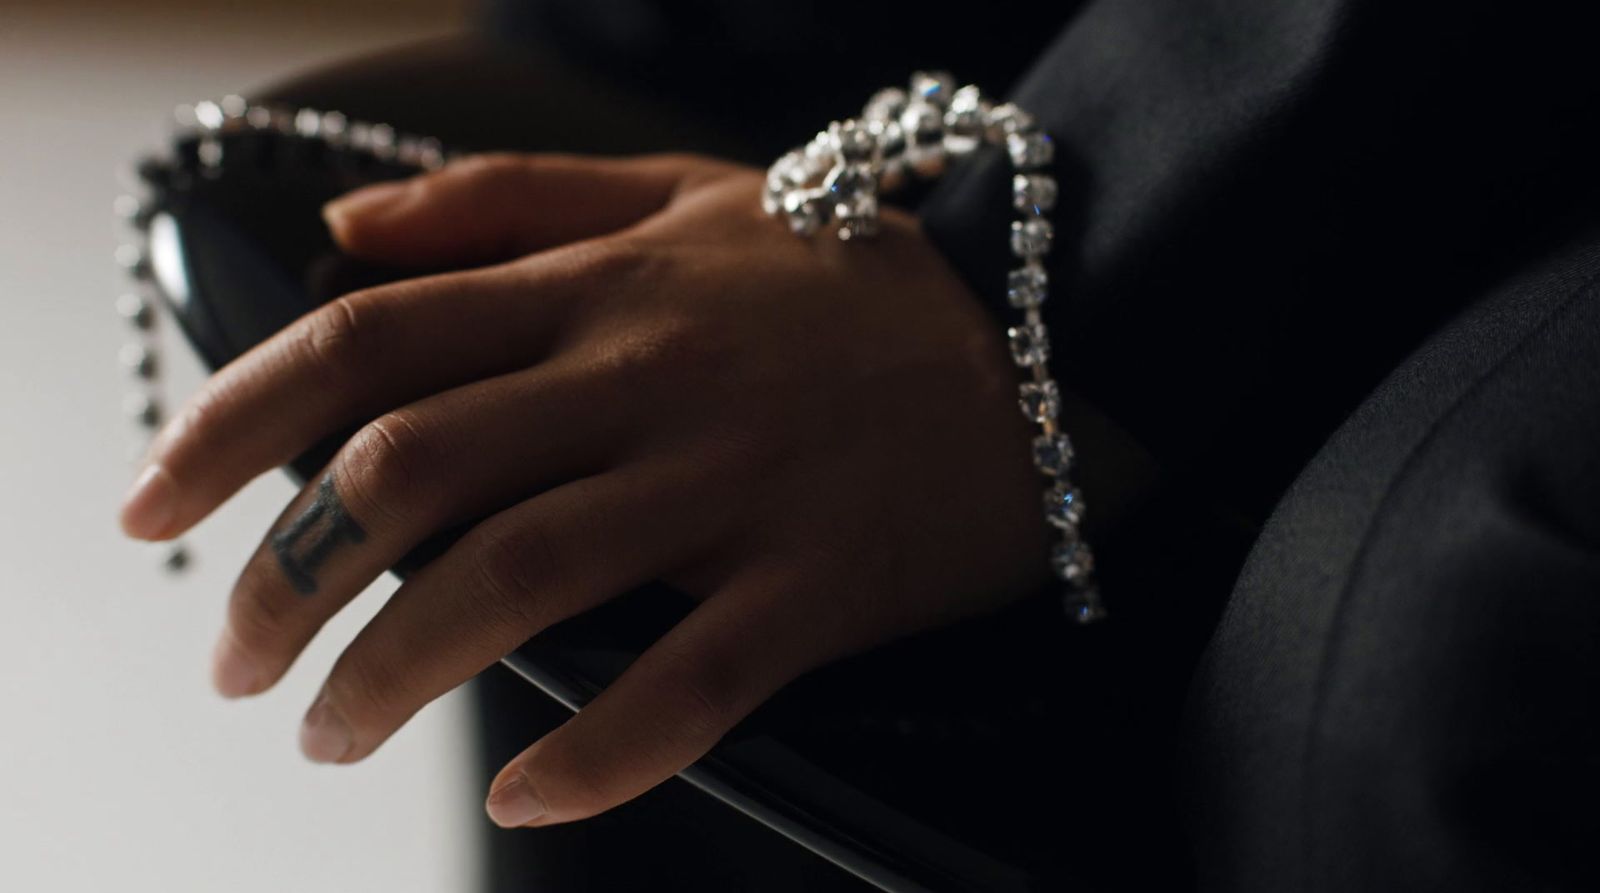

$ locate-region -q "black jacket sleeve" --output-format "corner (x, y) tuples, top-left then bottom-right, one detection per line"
(920, 0), (1600, 518)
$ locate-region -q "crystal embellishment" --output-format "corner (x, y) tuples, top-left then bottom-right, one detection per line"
(987, 102), (1037, 137)
(828, 120), (877, 162)
(1032, 433), (1075, 475)
(1051, 539), (1095, 584)
(1011, 218), (1054, 258)
(1044, 484), (1086, 529)
(911, 70), (957, 106)
(1018, 380), (1061, 423)
(782, 190), (825, 236)
(1013, 174), (1058, 214)
(1007, 132), (1055, 170)
(1063, 587), (1107, 624)
(1008, 323), (1050, 367)
(1007, 266), (1048, 308)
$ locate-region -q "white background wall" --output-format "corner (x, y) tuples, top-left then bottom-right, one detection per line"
(0, 4), (481, 891)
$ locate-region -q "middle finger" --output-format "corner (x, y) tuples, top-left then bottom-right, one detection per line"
(210, 354), (627, 699)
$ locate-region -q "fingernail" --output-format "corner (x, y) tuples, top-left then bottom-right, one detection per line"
(299, 689), (354, 763)
(210, 633), (261, 699)
(485, 775), (547, 828)
(322, 180), (412, 237)
(120, 464), (177, 540)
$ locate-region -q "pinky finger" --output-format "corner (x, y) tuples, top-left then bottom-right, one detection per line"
(483, 568), (830, 828)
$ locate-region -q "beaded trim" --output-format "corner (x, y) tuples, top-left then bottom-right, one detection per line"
(762, 72), (1104, 622)
(115, 96), (444, 572)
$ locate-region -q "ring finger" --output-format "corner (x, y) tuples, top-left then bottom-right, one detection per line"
(210, 354), (628, 699)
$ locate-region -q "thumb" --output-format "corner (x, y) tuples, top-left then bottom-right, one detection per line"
(322, 152), (692, 266)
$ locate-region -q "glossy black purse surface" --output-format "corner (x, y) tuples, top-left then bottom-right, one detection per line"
(131, 58), (1103, 893)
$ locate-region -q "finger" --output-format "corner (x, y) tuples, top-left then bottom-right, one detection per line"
(483, 570), (832, 828)
(322, 152), (703, 266)
(293, 457), (729, 764)
(208, 355), (628, 700)
(118, 241), (619, 542)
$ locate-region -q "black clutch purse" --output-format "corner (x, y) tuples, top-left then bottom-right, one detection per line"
(118, 42), (1145, 893)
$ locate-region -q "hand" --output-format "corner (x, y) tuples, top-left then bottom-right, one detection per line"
(119, 152), (1055, 827)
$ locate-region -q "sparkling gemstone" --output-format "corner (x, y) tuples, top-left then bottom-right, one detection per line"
(1032, 433), (1075, 475)
(1013, 174), (1058, 214)
(1044, 484), (1086, 529)
(193, 100), (224, 131)
(162, 544), (191, 573)
(112, 194), (143, 223)
(901, 102), (944, 147)
(943, 85), (989, 155)
(1063, 586), (1107, 624)
(119, 343), (157, 379)
(416, 137), (448, 170)
(1007, 323), (1050, 366)
(986, 102), (1038, 138)
(294, 107), (322, 138)
(870, 119), (907, 157)
(910, 70), (957, 106)
(949, 84), (987, 114)
(269, 106), (298, 136)
(123, 393), (161, 427)
(824, 163), (875, 203)
(837, 202), (880, 240)
(762, 181), (784, 216)
(864, 87), (909, 124)
(1007, 265), (1048, 308)
(196, 137), (223, 169)
(770, 149), (808, 186)
(1051, 539), (1095, 584)
(346, 121), (372, 150)
(1018, 380), (1060, 423)
(1011, 218), (1054, 258)
(320, 111), (349, 146)
(782, 189), (827, 236)
(828, 119), (877, 162)
(1007, 132), (1055, 170)
(396, 136), (424, 166)
(368, 123), (397, 158)
(115, 293), (153, 329)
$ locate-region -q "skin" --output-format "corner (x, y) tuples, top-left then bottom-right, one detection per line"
(118, 152), (1130, 828)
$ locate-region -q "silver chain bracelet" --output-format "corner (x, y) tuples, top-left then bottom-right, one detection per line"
(762, 71), (1105, 623)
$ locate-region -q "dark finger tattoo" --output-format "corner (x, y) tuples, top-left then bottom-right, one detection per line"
(272, 474), (366, 595)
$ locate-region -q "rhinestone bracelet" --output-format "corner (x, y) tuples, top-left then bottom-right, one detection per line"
(762, 72), (1104, 623)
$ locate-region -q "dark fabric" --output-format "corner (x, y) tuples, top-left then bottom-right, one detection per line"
(281, 2), (1600, 888)
(1183, 229), (1600, 891)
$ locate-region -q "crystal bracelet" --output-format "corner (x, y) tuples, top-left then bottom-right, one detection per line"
(762, 72), (1105, 623)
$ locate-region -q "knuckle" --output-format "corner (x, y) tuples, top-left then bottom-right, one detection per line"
(442, 152), (526, 193)
(296, 294), (376, 380)
(590, 310), (715, 393)
(327, 649), (418, 720)
(227, 578), (296, 656)
(652, 645), (744, 743)
(338, 410), (436, 529)
(468, 523), (561, 633)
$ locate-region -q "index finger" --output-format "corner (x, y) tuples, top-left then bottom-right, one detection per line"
(118, 243), (620, 540)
